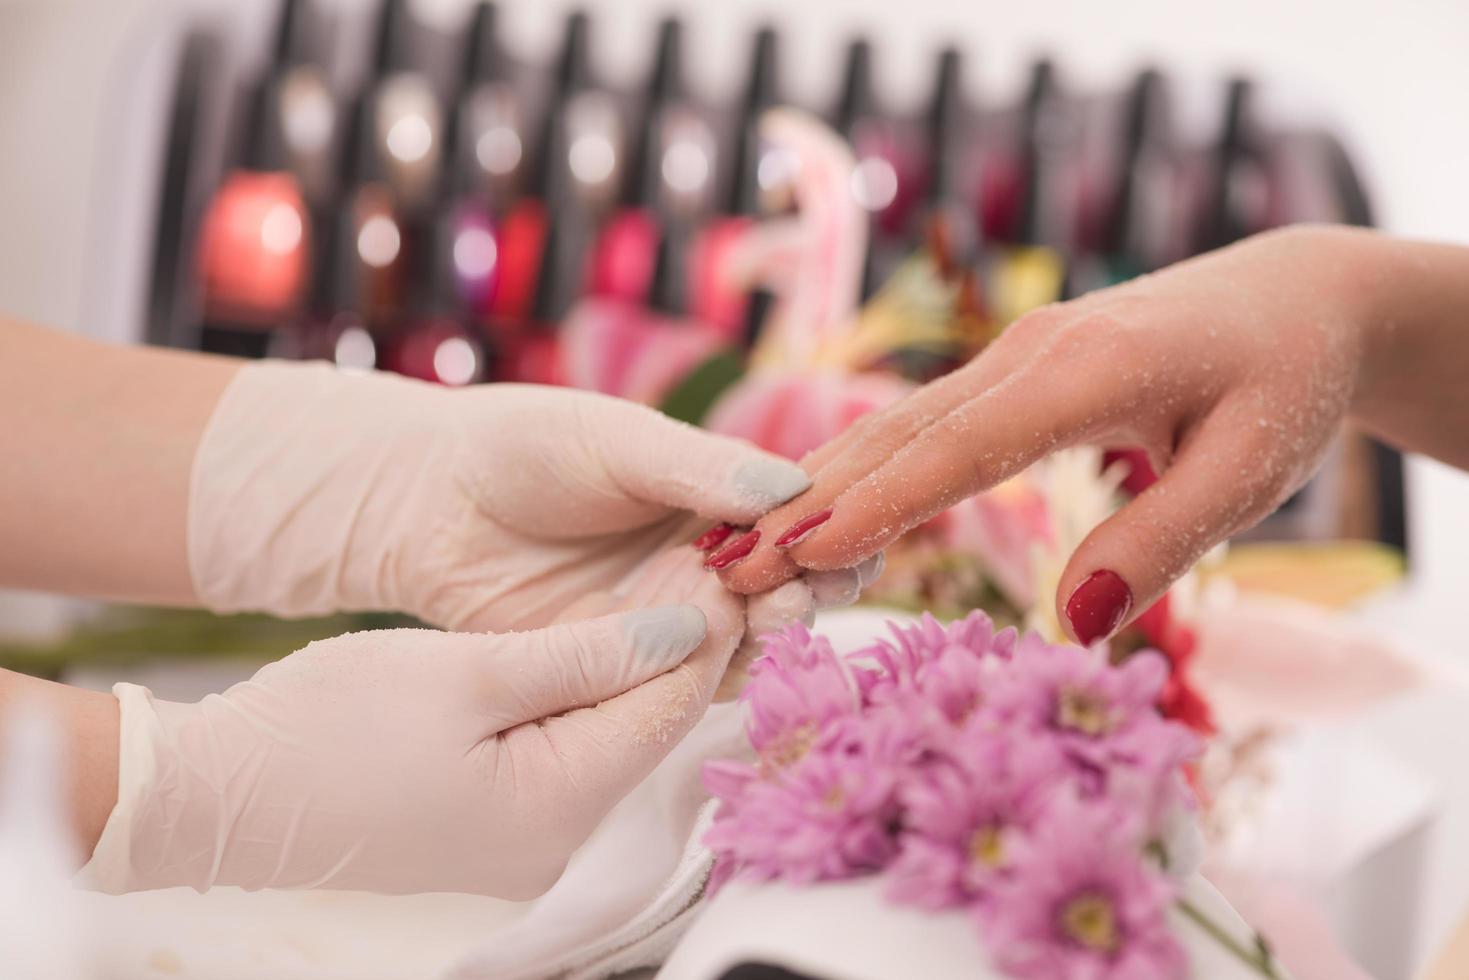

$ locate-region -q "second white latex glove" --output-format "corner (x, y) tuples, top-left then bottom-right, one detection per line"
(83, 547), (743, 898)
(189, 362), (866, 636)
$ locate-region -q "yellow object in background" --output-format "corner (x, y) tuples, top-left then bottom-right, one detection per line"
(1424, 907), (1469, 980)
(1209, 541), (1405, 609)
(992, 245), (1066, 326)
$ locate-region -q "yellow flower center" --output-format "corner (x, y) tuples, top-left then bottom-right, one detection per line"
(762, 723), (816, 772)
(967, 825), (1006, 867)
(1056, 687), (1114, 736)
(1059, 892), (1120, 953)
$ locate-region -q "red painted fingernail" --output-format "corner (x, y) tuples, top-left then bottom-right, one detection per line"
(1065, 570), (1133, 645)
(693, 523), (736, 552)
(704, 530), (760, 570)
(775, 508), (833, 548)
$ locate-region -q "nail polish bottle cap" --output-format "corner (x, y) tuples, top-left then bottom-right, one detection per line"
(553, 10), (594, 95)
(408, 210), (463, 318)
(1015, 57), (1061, 247)
(341, 93), (385, 186)
(310, 192), (365, 316)
(923, 47), (963, 209)
(1196, 75), (1257, 251)
(370, 0), (419, 77)
(741, 287), (775, 350)
(647, 220), (689, 316)
(240, 71), (293, 172)
(529, 206), (586, 326)
(1106, 67), (1168, 262)
(529, 10), (595, 200)
(622, 17), (685, 209)
(270, 0), (316, 68)
(236, 0), (318, 173)
(441, 2), (505, 201)
(725, 26), (779, 217)
(461, 1), (506, 87)
(833, 38), (876, 141)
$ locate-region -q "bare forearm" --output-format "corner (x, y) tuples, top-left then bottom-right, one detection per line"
(1348, 229), (1469, 469)
(0, 668), (118, 859)
(0, 318), (240, 604)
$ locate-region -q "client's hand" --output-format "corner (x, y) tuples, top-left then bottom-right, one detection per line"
(84, 547), (742, 898)
(717, 226), (1394, 644)
(187, 366), (866, 637)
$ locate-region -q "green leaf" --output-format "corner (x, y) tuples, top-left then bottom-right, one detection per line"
(658, 349), (746, 425)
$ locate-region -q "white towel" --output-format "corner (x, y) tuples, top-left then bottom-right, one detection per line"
(447, 704), (746, 980)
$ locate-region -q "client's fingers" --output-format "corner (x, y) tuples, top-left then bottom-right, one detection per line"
(712, 306), (1067, 595)
(781, 353), (1134, 572)
(536, 552), (744, 795)
(1054, 396), (1306, 644)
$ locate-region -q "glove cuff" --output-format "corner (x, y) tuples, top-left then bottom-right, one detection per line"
(76, 683), (171, 893)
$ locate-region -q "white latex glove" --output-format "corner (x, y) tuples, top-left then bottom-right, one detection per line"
(82, 547), (743, 898)
(189, 361), (871, 641)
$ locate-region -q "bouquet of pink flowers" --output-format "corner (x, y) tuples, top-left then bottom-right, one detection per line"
(704, 612), (1281, 980)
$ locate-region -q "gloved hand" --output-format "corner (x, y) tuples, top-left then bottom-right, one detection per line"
(83, 547), (742, 898)
(188, 362), (870, 646)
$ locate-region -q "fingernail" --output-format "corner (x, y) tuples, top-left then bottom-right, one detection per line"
(775, 508), (833, 548)
(731, 459), (812, 511)
(704, 530), (761, 570)
(622, 604), (708, 667)
(856, 551), (885, 588)
(1065, 570), (1133, 645)
(808, 567), (861, 611)
(693, 523), (736, 552)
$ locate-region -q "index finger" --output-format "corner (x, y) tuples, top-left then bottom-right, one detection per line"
(713, 309), (1062, 595)
(782, 361), (1131, 571)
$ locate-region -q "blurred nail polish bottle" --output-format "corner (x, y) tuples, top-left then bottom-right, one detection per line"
(268, 196), (378, 372)
(1078, 68), (1173, 292)
(382, 211), (490, 385)
(271, 0), (336, 209)
(690, 26), (780, 338)
(455, 2), (525, 205)
(197, 0), (321, 340)
(1193, 76), (1268, 254)
(500, 207), (577, 384)
(920, 48), (974, 255)
(590, 17), (713, 305)
(338, 95), (409, 327)
(989, 59), (1072, 325)
(491, 11), (595, 326)
(364, 0), (442, 213)
(438, 1), (509, 318)
(833, 37), (904, 301)
(909, 47), (988, 348)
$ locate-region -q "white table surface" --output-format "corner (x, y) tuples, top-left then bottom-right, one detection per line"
(46, 588), (1469, 980)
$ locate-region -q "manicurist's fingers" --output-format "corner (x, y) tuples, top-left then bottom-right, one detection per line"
(481, 605), (708, 731)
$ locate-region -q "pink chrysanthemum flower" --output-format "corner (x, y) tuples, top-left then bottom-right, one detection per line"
(704, 741), (900, 886)
(742, 625), (865, 768)
(860, 614), (1018, 724)
(888, 725), (1068, 909)
(703, 610), (1209, 975)
(978, 796), (1187, 980)
(982, 636), (1196, 773)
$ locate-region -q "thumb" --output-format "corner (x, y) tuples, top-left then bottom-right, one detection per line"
(482, 605), (708, 730)
(593, 398), (812, 523)
(1056, 412), (1299, 645)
